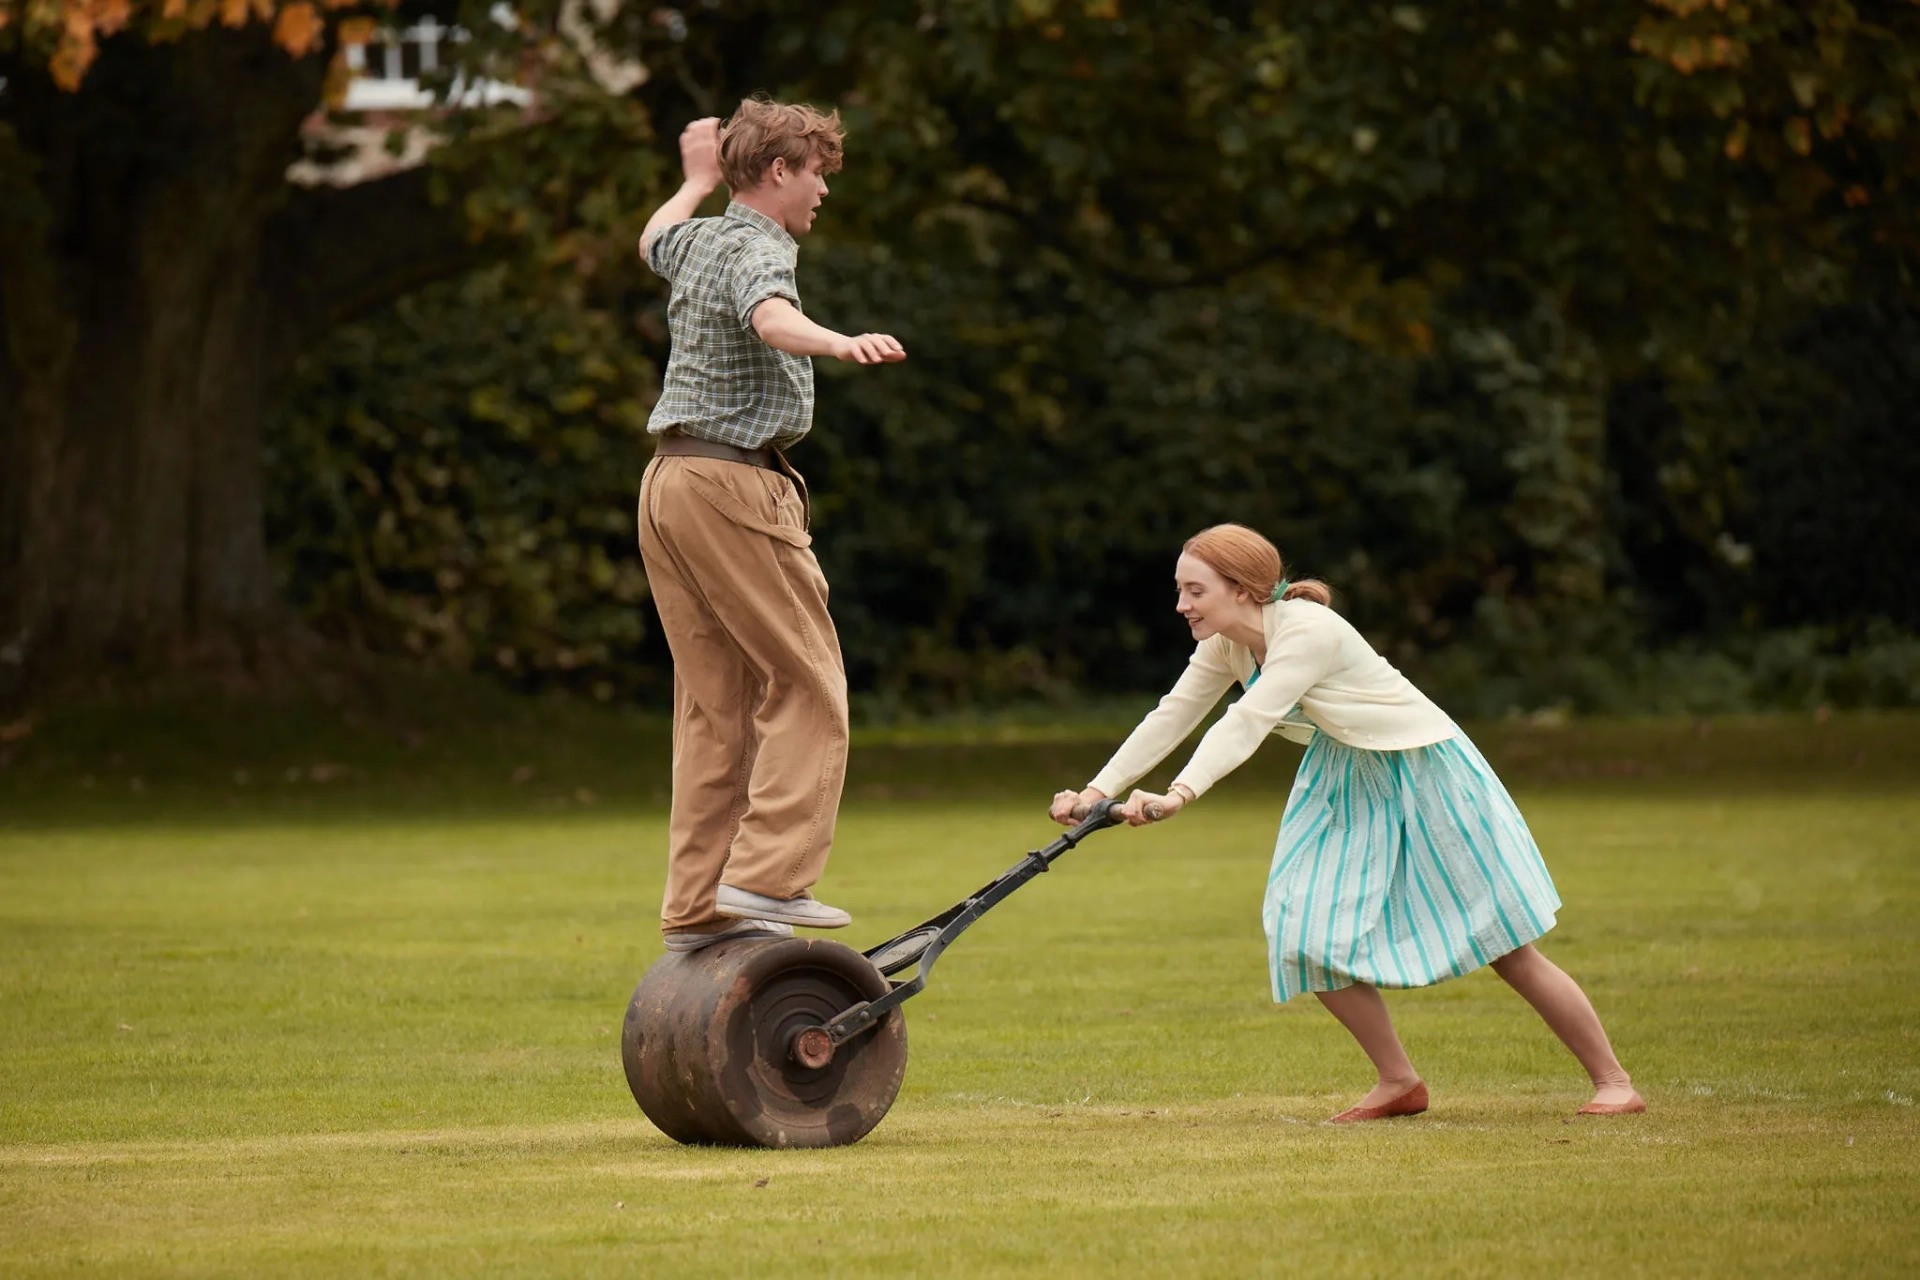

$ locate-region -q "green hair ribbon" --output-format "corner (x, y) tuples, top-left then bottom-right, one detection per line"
(1268, 579), (1290, 603)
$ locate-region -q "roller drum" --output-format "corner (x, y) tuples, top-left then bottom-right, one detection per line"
(621, 936), (908, 1148)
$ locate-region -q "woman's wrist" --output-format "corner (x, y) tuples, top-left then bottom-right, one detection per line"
(1169, 782), (1197, 804)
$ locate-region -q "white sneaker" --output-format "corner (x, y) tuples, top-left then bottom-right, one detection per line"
(714, 885), (852, 929)
(662, 919), (793, 952)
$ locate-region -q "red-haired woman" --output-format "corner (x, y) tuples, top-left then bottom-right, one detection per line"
(1051, 524), (1643, 1121)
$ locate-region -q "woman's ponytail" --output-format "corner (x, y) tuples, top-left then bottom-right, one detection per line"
(1281, 578), (1332, 606)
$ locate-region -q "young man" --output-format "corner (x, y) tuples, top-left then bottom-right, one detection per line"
(636, 98), (905, 952)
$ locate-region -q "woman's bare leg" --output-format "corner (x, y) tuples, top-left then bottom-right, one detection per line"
(1490, 943), (1639, 1106)
(1314, 983), (1424, 1108)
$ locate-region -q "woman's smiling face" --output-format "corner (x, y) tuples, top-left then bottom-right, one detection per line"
(1174, 552), (1251, 640)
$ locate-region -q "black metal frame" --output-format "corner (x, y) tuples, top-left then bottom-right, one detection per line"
(820, 797), (1128, 1048)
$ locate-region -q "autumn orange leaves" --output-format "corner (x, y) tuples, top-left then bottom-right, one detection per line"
(1, 0), (394, 92)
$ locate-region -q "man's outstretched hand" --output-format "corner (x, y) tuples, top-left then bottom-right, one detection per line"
(833, 333), (907, 364)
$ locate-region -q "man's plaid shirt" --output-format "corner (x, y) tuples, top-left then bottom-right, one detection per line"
(644, 202), (814, 449)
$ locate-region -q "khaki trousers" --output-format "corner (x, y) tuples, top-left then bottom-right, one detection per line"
(636, 454), (849, 931)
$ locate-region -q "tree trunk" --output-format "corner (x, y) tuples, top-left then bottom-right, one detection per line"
(0, 25), (491, 703)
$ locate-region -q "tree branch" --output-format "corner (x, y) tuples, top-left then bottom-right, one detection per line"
(263, 164), (504, 359)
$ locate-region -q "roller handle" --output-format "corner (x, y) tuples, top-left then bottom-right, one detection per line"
(1070, 796), (1165, 824)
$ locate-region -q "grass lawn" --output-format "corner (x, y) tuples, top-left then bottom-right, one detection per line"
(2, 698), (1917, 1276)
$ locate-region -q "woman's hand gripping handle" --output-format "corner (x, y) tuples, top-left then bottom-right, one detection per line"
(1052, 787), (1180, 828)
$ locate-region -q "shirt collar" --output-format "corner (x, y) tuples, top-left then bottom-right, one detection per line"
(725, 200), (795, 246)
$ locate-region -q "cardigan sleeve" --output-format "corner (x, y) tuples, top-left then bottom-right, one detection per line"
(1086, 637), (1237, 798)
(1170, 611), (1341, 798)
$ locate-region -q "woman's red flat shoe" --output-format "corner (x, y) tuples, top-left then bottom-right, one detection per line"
(1576, 1092), (1647, 1116)
(1329, 1081), (1429, 1123)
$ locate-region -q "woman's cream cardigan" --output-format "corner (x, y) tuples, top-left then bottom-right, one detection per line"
(1087, 599), (1461, 800)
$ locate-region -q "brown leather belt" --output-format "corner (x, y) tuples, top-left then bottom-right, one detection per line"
(652, 431), (778, 472)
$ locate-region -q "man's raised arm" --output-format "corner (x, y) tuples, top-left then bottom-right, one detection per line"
(639, 117), (723, 265)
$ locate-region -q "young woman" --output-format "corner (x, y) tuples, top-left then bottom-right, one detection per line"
(1051, 524), (1644, 1122)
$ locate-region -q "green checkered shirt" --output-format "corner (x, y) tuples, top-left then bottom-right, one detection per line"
(644, 202), (814, 449)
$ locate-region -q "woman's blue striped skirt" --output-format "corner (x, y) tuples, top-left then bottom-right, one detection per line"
(1263, 732), (1561, 1002)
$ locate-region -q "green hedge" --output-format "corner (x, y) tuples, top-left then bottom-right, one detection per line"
(269, 256), (1920, 717)
(269, 266), (662, 701)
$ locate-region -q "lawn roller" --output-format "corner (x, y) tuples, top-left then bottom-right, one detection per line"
(620, 795), (1152, 1148)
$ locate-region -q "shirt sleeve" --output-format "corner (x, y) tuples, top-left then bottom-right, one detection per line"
(1086, 638), (1238, 799)
(645, 219), (691, 282)
(729, 239), (802, 329)
(1170, 611), (1341, 798)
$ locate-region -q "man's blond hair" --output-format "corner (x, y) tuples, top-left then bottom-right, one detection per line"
(718, 97), (845, 192)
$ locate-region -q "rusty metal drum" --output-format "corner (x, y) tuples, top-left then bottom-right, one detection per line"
(621, 936), (908, 1148)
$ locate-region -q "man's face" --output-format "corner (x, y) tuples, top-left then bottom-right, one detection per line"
(768, 156), (829, 235)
